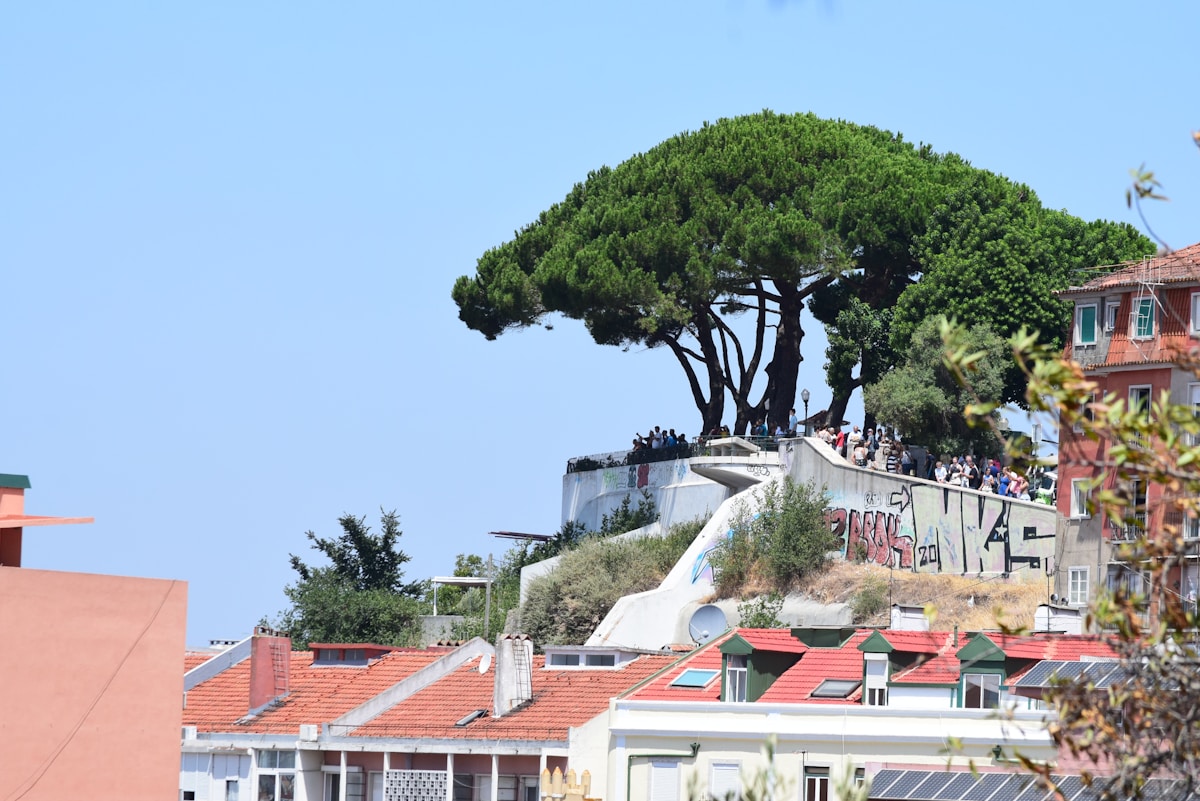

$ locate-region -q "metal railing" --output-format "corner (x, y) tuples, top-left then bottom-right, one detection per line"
(565, 435), (784, 473)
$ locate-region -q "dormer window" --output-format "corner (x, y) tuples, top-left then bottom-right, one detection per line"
(311, 645), (388, 666)
(1105, 300), (1120, 332)
(725, 655), (747, 702)
(542, 646), (629, 668)
(1074, 303), (1097, 345)
(1132, 296), (1156, 339)
(962, 673), (1001, 708)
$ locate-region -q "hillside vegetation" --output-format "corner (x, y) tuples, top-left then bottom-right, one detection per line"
(800, 561), (1049, 632)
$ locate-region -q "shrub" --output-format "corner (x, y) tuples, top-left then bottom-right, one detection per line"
(518, 518), (701, 645)
(708, 478), (835, 597)
(738, 593), (785, 628)
(850, 573), (888, 621)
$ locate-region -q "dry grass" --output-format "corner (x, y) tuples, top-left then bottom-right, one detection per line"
(800, 561), (1050, 631)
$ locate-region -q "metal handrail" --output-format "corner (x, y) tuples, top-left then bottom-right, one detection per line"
(565, 434), (785, 473)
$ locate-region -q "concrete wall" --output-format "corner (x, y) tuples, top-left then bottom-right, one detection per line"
(0, 566), (188, 801)
(791, 439), (1058, 578)
(562, 457), (732, 533)
(608, 701), (1055, 801)
(582, 439), (1058, 650)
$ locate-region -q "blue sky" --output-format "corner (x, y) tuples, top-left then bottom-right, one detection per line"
(4, 2), (1197, 645)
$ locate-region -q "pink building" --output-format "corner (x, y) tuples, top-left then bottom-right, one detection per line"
(1056, 243), (1200, 618)
(0, 473), (187, 801)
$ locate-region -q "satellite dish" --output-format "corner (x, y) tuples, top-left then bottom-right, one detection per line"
(688, 605), (728, 645)
(478, 653), (492, 674)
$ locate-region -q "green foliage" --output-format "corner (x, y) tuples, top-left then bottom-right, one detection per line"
(598, 490), (660, 536)
(737, 593), (785, 628)
(946, 323), (1200, 795)
(519, 519), (700, 645)
(863, 315), (1008, 456)
(709, 478), (836, 596)
(454, 111), (973, 433)
(849, 574), (888, 622)
(278, 509), (425, 647)
(891, 173), (1151, 403)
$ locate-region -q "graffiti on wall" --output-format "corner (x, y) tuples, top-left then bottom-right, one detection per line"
(825, 482), (1055, 575)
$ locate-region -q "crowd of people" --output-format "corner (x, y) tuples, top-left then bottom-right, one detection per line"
(631, 426), (689, 451)
(815, 423), (1034, 499)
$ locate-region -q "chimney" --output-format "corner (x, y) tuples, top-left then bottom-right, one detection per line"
(493, 633), (533, 717)
(248, 626), (291, 714)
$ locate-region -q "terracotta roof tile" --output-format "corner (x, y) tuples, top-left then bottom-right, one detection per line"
(625, 635), (730, 702)
(1062, 243), (1200, 293)
(184, 649), (453, 734)
(733, 629), (808, 654)
(757, 631), (873, 703)
(350, 654), (676, 741)
(877, 630), (955, 654)
(185, 652), (215, 672)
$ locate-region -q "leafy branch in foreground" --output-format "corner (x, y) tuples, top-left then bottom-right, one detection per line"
(946, 324), (1200, 800)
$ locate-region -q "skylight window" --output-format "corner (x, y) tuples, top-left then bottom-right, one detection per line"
(811, 679), (861, 699)
(670, 668), (719, 688)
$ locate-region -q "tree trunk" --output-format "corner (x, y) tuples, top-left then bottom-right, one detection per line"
(763, 287), (806, 432)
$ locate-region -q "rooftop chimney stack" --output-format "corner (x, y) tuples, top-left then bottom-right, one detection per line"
(493, 633), (533, 717)
(248, 626), (291, 714)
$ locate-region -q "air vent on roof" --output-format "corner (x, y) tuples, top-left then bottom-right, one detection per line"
(182, 725), (198, 740)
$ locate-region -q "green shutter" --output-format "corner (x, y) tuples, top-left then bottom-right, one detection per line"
(1079, 305), (1096, 344)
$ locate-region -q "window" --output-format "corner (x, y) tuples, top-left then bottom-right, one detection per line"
(649, 760), (680, 801)
(1071, 479), (1091, 519)
(1073, 393), (1095, 433)
(1129, 385), (1152, 422)
(184, 793), (196, 801)
(325, 774), (341, 801)
(548, 653), (580, 666)
(586, 653), (615, 667)
(1075, 303), (1097, 345)
(864, 658), (888, 706)
(670, 668), (719, 688)
(1068, 567), (1089, 606)
(804, 768), (830, 801)
(1192, 293), (1200, 335)
(710, 762), (741, 801)
(811, 679), (861, 699)
(255, 751), (295, 801)
(226, 781), (240, 801)
(725, 655), (747, 702)
(962, 673), (1001, 708)
(1132, 296), (1156, 338)
(1106, 564), (1147, 597)
(1183, 564), (1199, 615)
(1106, 300), (1120, 332)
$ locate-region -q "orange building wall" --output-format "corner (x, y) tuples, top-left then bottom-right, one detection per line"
(0, 567), (187, 801)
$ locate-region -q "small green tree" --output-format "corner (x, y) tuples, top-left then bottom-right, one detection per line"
(709, 478), (835, 596)
(278, 509), (425, 647)
(864, 315), (1008, 456)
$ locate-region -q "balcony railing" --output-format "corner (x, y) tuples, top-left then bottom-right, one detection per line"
(565, 435), (783, 473)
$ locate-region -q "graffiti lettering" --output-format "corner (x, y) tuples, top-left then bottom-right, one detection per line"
(827, 481), (1056, 575)
(746, 464), (771, 477)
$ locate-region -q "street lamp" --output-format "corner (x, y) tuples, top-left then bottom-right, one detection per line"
(801, 388), (811, 436)
(431, 575), (493, 639)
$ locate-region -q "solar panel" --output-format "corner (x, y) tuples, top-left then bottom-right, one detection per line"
(883, 771), (930, 799)
(1049, 775), (1083, 801)
(936, 773), (985, 800)
(986, 775), (1038, 801)
(912, 773), (957, 800)
(869, 770), (908, 798)
(963, 773), (1012, 801)
(1012, 777), (1053, 801)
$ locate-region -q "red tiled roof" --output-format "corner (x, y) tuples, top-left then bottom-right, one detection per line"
(876, 630), (954, 654)
(758, 630), (873, 703)
(351, 653), (677, 741)
(985, 633), (1116, 662)
(892, 654), (961, 685)
(878, 631), (969, 685)
(185, 652), (215, 672)
(184, 649), (454, 734)
(627, 635), (730, 702)
(733, 628), (808, 654)
(1062, 243), (1200, 293)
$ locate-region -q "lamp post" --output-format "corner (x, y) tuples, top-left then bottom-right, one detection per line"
(801, 388), (811, 436)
